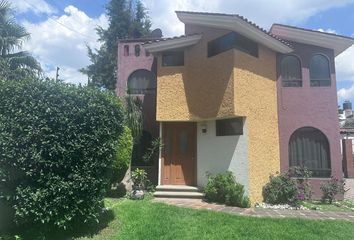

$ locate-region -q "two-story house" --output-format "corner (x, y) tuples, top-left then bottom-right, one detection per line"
(117, 11), (354, 204)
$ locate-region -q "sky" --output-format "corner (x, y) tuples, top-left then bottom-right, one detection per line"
(10, 0), (354, 106)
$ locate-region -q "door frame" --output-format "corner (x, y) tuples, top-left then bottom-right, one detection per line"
(160, 122), (197, 186)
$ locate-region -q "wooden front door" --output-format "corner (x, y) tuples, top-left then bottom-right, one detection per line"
(161, 122), (196, 185)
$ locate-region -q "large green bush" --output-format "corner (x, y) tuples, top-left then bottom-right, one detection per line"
(0, 78), (124, 231)
(204, 172), (250, 208)
(262, 171), (298, 205)
(112, 126), (133, 184)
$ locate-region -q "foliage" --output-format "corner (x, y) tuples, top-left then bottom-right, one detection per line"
(81, 0), (152, 90)
(204, 172), (250, 208)
(289, 166), (313, 201)
(142, 138), (162, 163)
(263, 171), (298, 205)
(0, 1), (41, 76)
(131, 168), (147, 190)
(125, 95), (143, 142)
(263, 167), (313, 206)
(112, 126), (133, 184)
(320, 177), (346, 204)
(0, 78), (124, 232)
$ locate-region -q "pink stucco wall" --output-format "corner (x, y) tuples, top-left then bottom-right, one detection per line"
(277, 42), (342, 198)
(116, 40), (155, 96)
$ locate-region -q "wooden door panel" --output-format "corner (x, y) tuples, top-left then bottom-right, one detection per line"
(162, 122), (196, 186)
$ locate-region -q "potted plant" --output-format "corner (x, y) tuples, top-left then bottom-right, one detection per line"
(131, 168), (147, 199)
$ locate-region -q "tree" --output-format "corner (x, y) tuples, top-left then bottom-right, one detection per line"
(81, 0), (151, 90)
(0, 0), (41, 78)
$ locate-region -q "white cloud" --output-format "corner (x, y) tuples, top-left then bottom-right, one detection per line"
(317, 28), (337, 34)
(338, 85), (354, 102)
(336, 45), (354, 82)
(11, 0), (56, 15)
(22, 5), (108, 85)
(142, 0), (354, 37)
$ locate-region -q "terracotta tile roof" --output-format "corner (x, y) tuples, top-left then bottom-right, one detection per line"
(142, 33), (202, 45)
(175, 11), (293, 48)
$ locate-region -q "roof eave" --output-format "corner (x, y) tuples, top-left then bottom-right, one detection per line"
(270, 24), (354, 56)
(143, 35), (202, 53)
(176, 12), (293, 54)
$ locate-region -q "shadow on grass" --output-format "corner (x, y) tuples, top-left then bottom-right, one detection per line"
(0, 209), (116, 240)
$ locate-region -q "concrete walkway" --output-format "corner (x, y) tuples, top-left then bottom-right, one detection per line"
(154, 198), (354, 222)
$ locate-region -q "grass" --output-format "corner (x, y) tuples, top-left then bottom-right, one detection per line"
(75, 198), (354, 240)
(3, 198), (354, 239)
(302, 200), (354, 212)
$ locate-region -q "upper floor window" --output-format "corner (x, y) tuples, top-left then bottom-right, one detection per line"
(281, 55), (302, 87)
(127, 69), (156, 94)
(124, 45), (129, 56)
(310, 54), (331, 87)
(135, 45), (141, 57)
(162, 51), (184, 66)
(208, 32), (258, 58)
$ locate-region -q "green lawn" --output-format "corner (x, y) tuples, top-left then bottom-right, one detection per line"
(75, 198), (354, 240)
(301, 200), (354, 212)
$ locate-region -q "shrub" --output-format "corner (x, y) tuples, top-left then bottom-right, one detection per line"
(321, 177), (346, 204)
(204, 172), (250, 208)
(131, 168), (148, 190)
(111, 126), (133, 184)
(0, 78), (124, 232)
(262, 171), (298, 205)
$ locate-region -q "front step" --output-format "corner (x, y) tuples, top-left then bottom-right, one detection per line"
(154, 185), (205, 199)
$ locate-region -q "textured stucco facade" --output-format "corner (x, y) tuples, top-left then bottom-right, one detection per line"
(276, 42), (342, 198)
(156, 26), (235, 121)
(155, 25), (280, 203)
(233, 46), (280, 203)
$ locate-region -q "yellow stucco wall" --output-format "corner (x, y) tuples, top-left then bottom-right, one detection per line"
(234, 45), (280, 203)
(156, 25), (280, 204)
(156, 27), (235, 121)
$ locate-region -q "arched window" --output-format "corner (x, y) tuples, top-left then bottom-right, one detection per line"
(127, 69), (156, 94)
(310, 54), (331, 87)
(135, 44), (141, 57)
(281, 55), (302, 87)
(124, 45), (129, 56)
(289, 127), (331, 177)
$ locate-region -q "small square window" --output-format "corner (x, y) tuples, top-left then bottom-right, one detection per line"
(162, 51), (184, 66)
(216, 118), (243, 136)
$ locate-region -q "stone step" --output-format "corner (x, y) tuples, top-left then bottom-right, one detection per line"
(154, 191), (205, 199)
(156, 185), (201, 192)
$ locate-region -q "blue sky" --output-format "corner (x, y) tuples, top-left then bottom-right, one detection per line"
(11, 0), (354, 106)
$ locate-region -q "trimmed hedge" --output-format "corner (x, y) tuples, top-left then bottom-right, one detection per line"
(0, 78), (124, 231)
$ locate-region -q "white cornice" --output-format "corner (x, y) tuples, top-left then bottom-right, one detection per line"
(270, 24), (354, 56)
(176, 12), (293, 54)
(143, 35), (202, 53)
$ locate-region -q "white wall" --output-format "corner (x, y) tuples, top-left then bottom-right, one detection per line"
(197, 119), (249, 193)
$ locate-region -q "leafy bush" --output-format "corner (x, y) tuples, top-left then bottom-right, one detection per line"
(111, 126), (133, 184)
(204, 172), (250, 208)
(321, 177), (346, 204)
(262, 171), (298, 205)
(0, 78), (124, 232)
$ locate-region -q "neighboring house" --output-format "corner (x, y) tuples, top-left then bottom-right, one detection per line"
(117, 11), (354, 204)
(339, 101), (354, 179)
